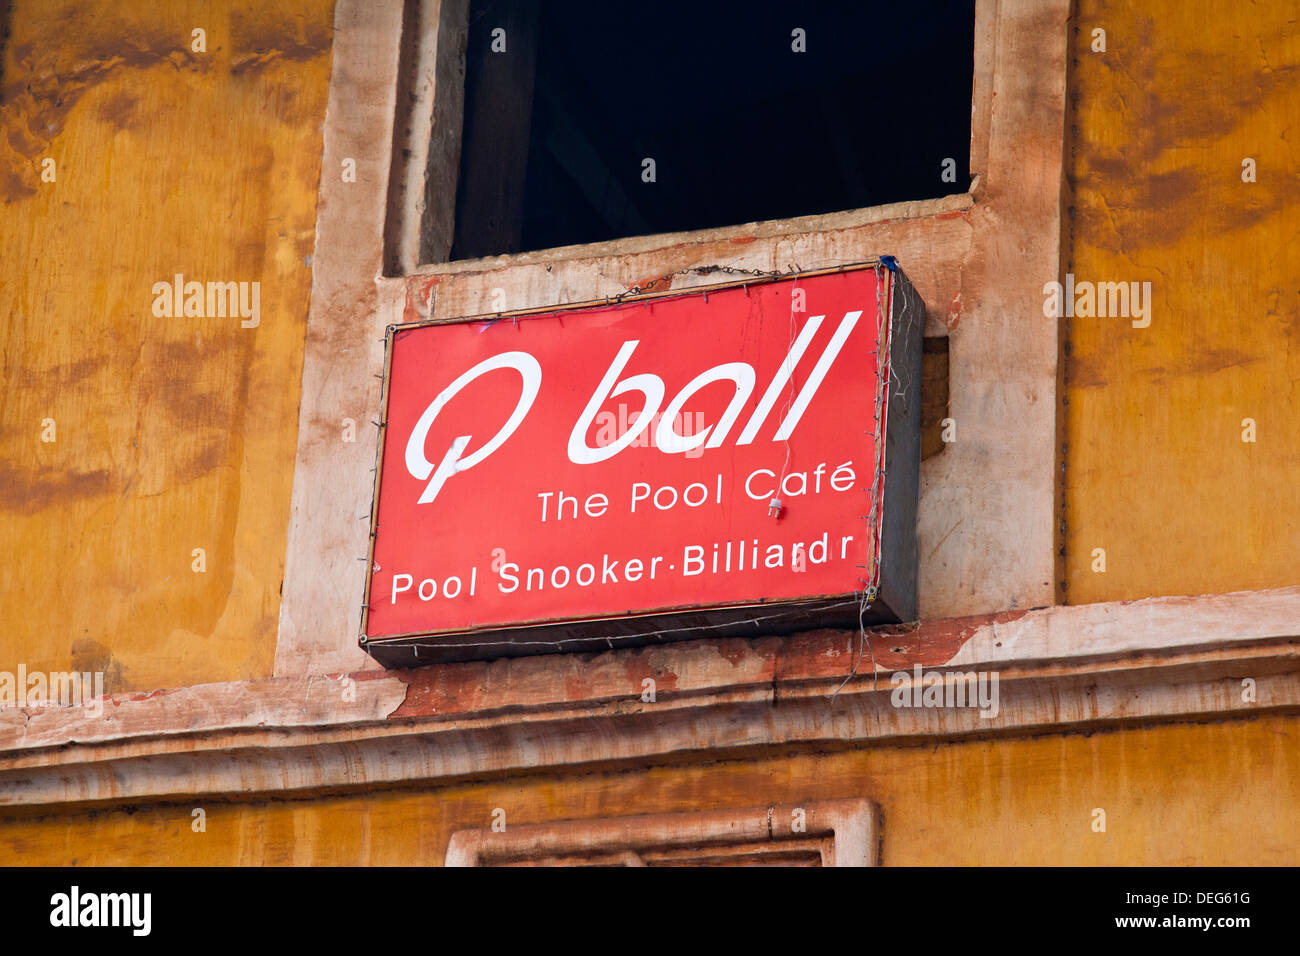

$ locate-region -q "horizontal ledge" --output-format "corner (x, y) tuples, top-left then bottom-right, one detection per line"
(4, 587), (1298, 760)
(0, 650), (1295, 809)
(396, 193), (975, 281)
(1, 586), (1298, 804)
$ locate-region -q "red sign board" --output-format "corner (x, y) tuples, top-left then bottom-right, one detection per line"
(362, 265), (921, 665)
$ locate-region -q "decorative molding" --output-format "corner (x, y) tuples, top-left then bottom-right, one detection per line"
(446, 799), (880, 866)
(2, 588), (1296, 810)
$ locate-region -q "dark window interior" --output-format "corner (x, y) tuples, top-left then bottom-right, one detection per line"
(450, 0), (976, 261)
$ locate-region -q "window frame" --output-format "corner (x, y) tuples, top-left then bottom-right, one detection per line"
(445, 799), (881, 866)
(386, 0), (980, 270)
(275, 0), (1068, 678)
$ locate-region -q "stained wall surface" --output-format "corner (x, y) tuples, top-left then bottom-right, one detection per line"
(1063, 0), (1300, 603)
(2, 715), (1295, 865)
(1, 0), (1296, 867)
(0, 0), (335, 691)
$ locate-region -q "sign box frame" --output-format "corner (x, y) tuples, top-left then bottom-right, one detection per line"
(360, 261), (924, 667)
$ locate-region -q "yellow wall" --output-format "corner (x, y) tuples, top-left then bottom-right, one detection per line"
(1064, 0), (1300, 603)
(3, 715), (1295, 864)
(2, 1), (1296, 867)
(8, 0), (1291, 691)
(0, 0), (334, 691)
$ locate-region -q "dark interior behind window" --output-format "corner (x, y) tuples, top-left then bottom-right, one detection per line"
(451, 0), (976, 260)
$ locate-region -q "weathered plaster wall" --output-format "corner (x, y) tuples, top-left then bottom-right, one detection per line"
(2, 0), (1295, 868)
(0, 0), (334, 691)
(1064, 0), (1300, 602)
(2, 714), (1295, 865)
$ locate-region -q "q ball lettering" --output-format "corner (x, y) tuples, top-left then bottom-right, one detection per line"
(404, 350), (542, 504)
(405, 310), (861, 502)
